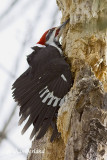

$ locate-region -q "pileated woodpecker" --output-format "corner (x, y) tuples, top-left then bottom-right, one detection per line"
(12, 18), (73, 142)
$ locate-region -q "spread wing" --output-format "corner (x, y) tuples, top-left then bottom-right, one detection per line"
(12, 46), (73, 141)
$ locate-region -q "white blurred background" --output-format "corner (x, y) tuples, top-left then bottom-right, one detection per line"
(0, 0), (61, 159)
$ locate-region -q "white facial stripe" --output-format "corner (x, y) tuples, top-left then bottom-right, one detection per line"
(46, 30), (56, 44)
(61, 74), (67, 82)
(46, 29), (62, 54)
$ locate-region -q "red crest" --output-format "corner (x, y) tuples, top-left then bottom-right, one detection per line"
(37, 30), (49, 45)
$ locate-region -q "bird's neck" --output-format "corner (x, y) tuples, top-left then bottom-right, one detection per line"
(47, 41), (62, 55)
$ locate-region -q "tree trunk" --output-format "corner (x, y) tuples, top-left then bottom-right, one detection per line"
(27, 0), (107, 160)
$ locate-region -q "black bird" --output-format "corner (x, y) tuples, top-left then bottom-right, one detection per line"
(12, 18), (73, 142)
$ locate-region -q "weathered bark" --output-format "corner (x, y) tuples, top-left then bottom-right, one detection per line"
(27, 0), (107, 160)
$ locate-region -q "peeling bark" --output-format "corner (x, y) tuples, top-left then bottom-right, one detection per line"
(27, 0), (107, 160)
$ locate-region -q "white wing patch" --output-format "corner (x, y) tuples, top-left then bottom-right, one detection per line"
(59, 97), (65, 106)
(39, 86), (65, 107)
(39, 86), (47, 94)
(42, 92), (51, 103)
(61, 74), (67, 82)
(40, 89), (48, 98)
(53, 97), (60, 107)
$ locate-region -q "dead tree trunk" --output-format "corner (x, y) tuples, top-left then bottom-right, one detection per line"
(27, 0), (107, 160)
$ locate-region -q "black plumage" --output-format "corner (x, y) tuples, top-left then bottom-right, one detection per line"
(12, 45), (73, 142)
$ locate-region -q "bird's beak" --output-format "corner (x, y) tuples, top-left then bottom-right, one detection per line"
(55, 18), (70, 40)
(58, 18), (70, 30)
